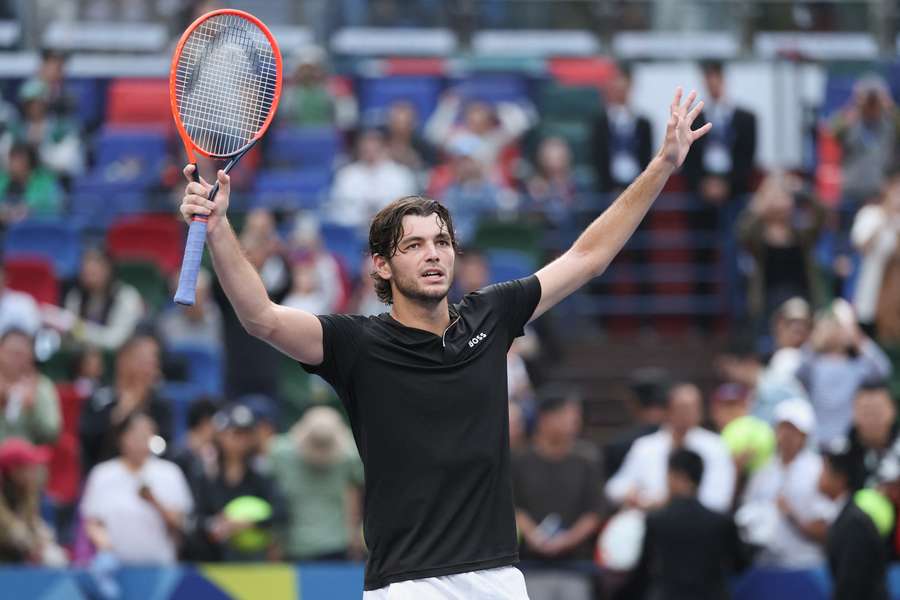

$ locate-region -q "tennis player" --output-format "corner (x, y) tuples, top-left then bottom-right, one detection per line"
(180, 88), (710, 599)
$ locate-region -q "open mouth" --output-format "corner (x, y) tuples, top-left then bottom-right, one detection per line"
(421, 269), (444, 281)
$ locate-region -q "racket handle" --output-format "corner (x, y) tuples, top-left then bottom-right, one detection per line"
(174, 216), (208, 306)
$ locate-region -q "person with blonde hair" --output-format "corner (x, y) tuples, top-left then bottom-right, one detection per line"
(269, 406), (364, 561)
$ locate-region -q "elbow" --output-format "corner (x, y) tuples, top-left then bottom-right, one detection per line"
(240, 303), (277, 340)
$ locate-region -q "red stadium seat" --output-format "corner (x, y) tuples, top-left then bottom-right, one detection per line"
(106, 214), (184, 276)
(3, 257), (59, 305)
(106, 78), (171, 126)
(547, 57), (617, 91)
(46, 432), (81, 504)
(55, 383), (87, 438)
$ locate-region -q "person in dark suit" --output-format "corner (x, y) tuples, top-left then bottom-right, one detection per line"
(818, 444), (889, 600)
(635, 448), (749, 600)
(682, 60), (758, 308)
(593, 64), (653, 195)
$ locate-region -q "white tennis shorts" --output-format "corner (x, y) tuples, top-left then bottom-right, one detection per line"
(363, 566), (531, 600)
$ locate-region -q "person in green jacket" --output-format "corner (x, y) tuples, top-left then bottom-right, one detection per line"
(0, 329), (61, 446)
(0, 142), (62, 224)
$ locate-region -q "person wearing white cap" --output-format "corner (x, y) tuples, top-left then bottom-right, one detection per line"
(739, 398), (839, 568)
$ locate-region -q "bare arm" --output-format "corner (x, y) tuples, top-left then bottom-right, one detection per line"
(532, 88), (712, 321)
(180, 167), (324, 365)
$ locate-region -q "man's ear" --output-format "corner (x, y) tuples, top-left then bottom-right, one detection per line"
(373, 254), (392, 281)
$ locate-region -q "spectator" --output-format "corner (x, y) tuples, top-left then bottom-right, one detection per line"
(283, 254), (336, 315)
(593, 64), (653, 194)
(737, 173), (826, 328)
(606, 382), (735, 512)
(269, 406), (364, 561)
(189, 404), (286, 561)
(437, 134), (511, 244)
(2, 79), (83, 179)
(425, 91), (532, 171)
(70, 345), (105, 399)
(287, 215), (346, 312)
(0, 438), (66, 565)
(27, 49), (74, 118)
(797, 302), (892, 444)
(842, 380), (899, 491)
(740, 398), (836, 568)
(819, 442), (889, 600)
(603, 367), (669, 478)
(0, 329), (60, 445)
(710, 383), (751, 434)
(0, 142), (63, 224)
(213, 210), (290, 400)
(830, 74), (900, 211)
(158, 268), (222, 349)
(384, 100), (435, 176)
(281, 45), (357, 130)
(450, 249), (489, 301)
(525, 137), (577, 227)
(634, 448), (750, 600)
(171, 397), (219, 486)
(683, 60), (757, 304)
(851, 165), (900, 342)
(346, 256), (388, 317)
(329, 128), (417, 228)
(241, 394), (279, 460)
(81, 412), (193, 565)
(80, 332), (173, 472)
(0, 265), (41, 337)
(63, 246), (145, 352)
(512, 388), (602, 600)
(509, 401), (527, 452)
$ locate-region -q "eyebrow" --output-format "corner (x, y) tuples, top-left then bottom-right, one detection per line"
(399, 233), (451, 246)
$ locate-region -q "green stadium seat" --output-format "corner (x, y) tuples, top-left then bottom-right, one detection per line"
(114, 259), (169, 315)
(473, 220), (543, 262)
(538, 83), (602, 120)
(536, 119), (593, 167)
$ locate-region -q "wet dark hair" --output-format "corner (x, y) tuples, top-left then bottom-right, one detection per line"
(669, 448), (704, 487)
(368, 195), (459, 304)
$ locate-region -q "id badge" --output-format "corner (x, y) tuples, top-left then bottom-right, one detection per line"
(612, 152), (640, 183)
(703, 142), (732, 174)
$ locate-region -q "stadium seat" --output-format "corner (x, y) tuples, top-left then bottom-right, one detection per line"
(485, 249), (536, 283)
(537, 119), (593, 167)
(92, 127), (167, 183)
(106, 215), (184, 276)
(65, 78), (108, 129)
(252, 168), (332, 211)
(106, 78), (170, 126)
(268, 127), (342, 170)
(454, 74), (531, 105)
(69, 189), (148, 233)
(3, 220), (83, 281)
(538, 83), (602, 119)
(3, 257), (59, 305)
(473, 220), (543, 261)
(547, 57), (618, 89)
(166, 342), (223, 397)
(114, 259), (169, 314)
(732, 568), (829, 600)
(357, 75), (443, 124)
(46, 432), (81, 505)
(320, 223), (365, 270)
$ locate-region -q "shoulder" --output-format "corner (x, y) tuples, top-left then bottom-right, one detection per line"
(88, 459), (121, 482)
(462, 276), (541, 309)
(87, 386), (116, 412)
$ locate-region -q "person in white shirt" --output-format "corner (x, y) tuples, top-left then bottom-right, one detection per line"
(329, 128), (416, 228)
(0, 267), (41, 337)
(851, 167), (900, 337)
(81, 411), (193, 565)
(740, 398), (838, 568)
(606, 382), (736, 513)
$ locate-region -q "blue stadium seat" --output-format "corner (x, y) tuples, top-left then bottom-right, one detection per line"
(732, 568), (829, 600)
(268, 127), (342, 169)
(91, 128), (167, 188)
(320, 222), (365, 270)
(166, 343), (223, 397)
(3, 220), (82, 280)
(69, 189), (148, 232)
(358, 75), (443, 124)
(65, 78), (108, 129)
(454, 74), (531, 105)
(486, 248), (535, 283)
(253, 168), (331, 211)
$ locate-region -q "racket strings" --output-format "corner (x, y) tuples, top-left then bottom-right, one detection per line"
(175, 13), (278, 157)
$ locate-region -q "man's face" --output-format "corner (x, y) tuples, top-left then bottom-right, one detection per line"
(376, 214), (455, 306)
(0, 333), (33, 376)
(703, 70), (725, 100)
(358, 132), (385, 164)
(775, 421), (806, 459)
(854, 389), (896, 445)
(667, 385), (702, 433)
(775, 316), (811, 349)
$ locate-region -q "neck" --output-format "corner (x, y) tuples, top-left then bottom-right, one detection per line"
(121, 455), (145, 471)
(534, 433), (573, 459)
(390, 295), (451, 336)
(863, 428), (891, 449)
(780, 447), (801, 465)
(669, 427), (690, 447)
(187, 431), (206, 452)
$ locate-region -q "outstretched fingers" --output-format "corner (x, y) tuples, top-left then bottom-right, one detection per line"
(692, 122), (713, 141)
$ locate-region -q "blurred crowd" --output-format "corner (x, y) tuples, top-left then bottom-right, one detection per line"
(0, 25), (898, 600)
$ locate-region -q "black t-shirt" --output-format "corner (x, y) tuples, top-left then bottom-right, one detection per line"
(301, 276), (542, 590)
(511, 442), (604, 561)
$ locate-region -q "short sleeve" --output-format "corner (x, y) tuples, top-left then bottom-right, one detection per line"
(80, 465), (104, 519)
(298, 314), (368, 393)
(476, 276), (542, 346)
(159, 461), (194, 514)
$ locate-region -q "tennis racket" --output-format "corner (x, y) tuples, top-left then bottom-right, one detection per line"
(170, 9), (282, 305)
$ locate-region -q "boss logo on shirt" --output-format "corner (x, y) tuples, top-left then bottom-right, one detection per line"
(468, 332), (488, 348)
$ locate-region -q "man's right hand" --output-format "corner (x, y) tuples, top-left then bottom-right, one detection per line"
(180, 164), (230, 234)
